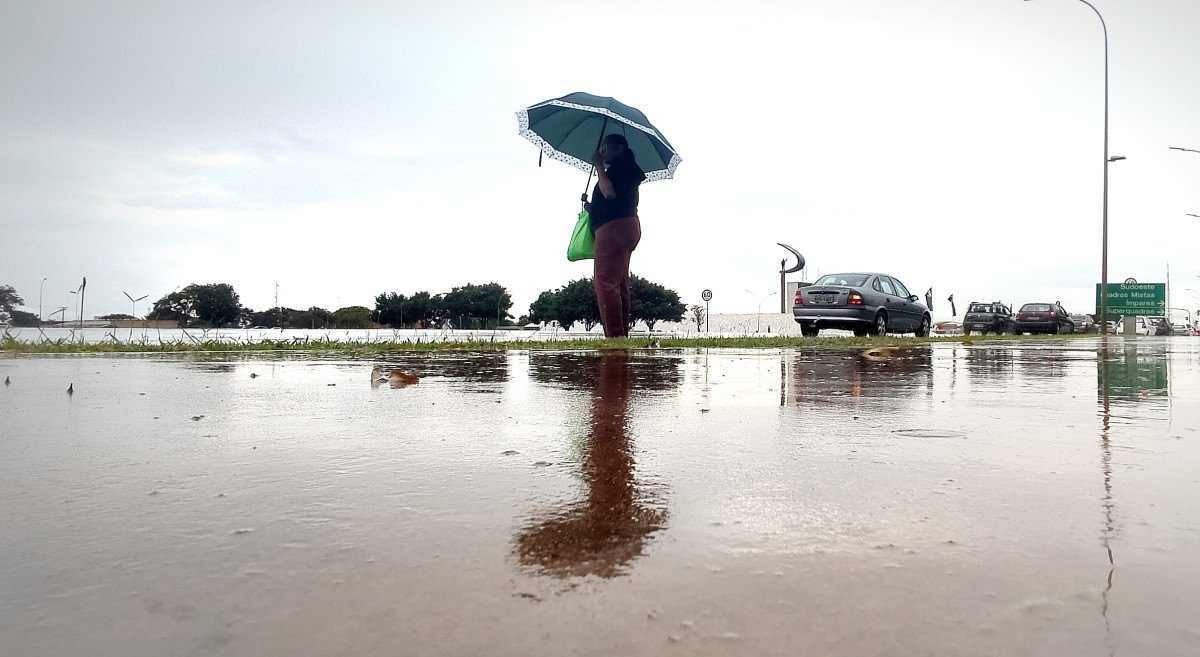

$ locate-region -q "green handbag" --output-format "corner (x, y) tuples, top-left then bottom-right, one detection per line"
(567, 209), (595, 262)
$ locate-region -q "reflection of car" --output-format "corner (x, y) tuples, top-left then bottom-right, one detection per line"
(934, 321), (962, 335)
(963, 302), (1013, 335)
(787, 347), (934, 404)
(1014, 302), (1074, 335)
(792, 273), (931, 338)
(1069, 314), (1095, 333)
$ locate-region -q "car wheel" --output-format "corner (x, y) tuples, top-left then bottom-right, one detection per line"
(801, 324), (820, 338)
(915, 315), (931, 337)
(872, 312), (888, 337)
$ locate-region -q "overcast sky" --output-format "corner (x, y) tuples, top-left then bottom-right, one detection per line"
(2, 0), (1198, 320)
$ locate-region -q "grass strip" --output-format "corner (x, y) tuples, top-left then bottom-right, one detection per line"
(1, 333), (1096, 355)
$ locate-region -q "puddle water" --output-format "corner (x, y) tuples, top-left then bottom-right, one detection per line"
(1, 338), (1198, 656)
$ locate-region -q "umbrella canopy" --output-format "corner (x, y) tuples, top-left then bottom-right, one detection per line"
(517, 92), (681, 182)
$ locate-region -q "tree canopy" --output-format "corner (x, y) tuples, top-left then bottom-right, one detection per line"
(629, 276), (686, 331)
(0, 284), (24, 323)
(333, 306), (373, 329)
(527, 276), (685, 332)
(374, 283), (513, 329)
(147, 283), (240, 327)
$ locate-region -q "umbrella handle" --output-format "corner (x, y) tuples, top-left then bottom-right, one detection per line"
(580, 116), (610, 205)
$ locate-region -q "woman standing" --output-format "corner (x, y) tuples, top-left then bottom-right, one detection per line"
(586, 134), (646, 338)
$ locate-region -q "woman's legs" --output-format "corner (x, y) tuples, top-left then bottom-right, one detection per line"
(593, 216), (641, 338)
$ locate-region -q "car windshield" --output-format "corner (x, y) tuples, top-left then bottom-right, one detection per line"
(968, 304), (993, 314)
(1022, 304), (1052, 312)
(814, 274), (869, 287)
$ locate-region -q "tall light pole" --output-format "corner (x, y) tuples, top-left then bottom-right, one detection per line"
(745, 288), (775, 332)
(1025, 0), (1116, 323)
(122, 291), (148, 319)
(38, 277), (47, 322)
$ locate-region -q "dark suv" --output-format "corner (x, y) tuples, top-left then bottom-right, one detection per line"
(963, 302), (1013, 335)
(1014, 302), (1074, 335)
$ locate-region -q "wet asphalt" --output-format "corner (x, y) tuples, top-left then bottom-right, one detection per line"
(1, 338), (1197, 656)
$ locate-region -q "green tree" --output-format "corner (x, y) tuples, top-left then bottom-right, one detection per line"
(302, 306), (336, 329)
(0, 284), (23, 312)
(530, 276), (684, 332)
(147, 290), (194, 324)
(98, 313), (136, 321)
(8, 309), (39, 327)
(552, 279), (600, 331)
(442, 282), (512, 329)
(374, 292), (408, 328)
(189, 283), (240, 327)
(528, 290), (559, 326)
(147, 283), (241, 327)
(629, 275), (686, 331)
(406, 291), (442, 327)
(333, 306), (373, 329)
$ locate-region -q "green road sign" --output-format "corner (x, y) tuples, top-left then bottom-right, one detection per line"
(1096, 282), (1166, 316)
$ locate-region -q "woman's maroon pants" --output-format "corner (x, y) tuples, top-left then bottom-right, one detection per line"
(593, 216), (642, 338)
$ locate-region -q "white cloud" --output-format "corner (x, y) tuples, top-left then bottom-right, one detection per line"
(2, 0), (1198, 320)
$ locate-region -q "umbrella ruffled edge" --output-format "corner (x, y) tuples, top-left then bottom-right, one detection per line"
(515, 104), (682, 181)
(643, 153), (682, 182)
(516, 108), (594, 175)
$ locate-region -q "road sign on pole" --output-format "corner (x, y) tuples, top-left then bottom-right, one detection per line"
(701, 289), (712, 333)
(1096, 282), (1166, 318)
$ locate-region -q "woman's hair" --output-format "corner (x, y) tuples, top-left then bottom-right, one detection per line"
(602, 133), (638, 166)
(603, 133), (630, 150)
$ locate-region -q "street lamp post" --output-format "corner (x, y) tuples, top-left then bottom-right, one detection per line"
(1025, 0), (1115, 324)
(745, 289), (775, 333)
(38, 277), (47, 322)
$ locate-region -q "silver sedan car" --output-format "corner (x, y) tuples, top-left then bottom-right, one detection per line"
(793, 272), (931, 338)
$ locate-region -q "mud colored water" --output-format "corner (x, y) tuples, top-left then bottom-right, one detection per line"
(2, 339), (1199, 656)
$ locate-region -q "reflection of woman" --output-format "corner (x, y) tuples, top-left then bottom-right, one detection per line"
(586, 134), (646, 338)
(514, 351), (665, 578)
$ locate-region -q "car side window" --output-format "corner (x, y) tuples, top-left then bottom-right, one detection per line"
(891, 278), (912, 299)
(878, 277), (898, 296)
(872, 277), (883, 293)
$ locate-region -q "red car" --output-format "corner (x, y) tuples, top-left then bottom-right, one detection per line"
(1013, 303), (1074, 335)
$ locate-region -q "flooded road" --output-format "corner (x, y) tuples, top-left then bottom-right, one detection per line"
(2, 339), (1199, 656)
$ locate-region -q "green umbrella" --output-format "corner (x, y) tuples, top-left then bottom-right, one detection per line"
(517, 92), (681, 182)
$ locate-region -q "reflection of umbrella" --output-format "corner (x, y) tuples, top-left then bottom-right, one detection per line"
(517, 92), (681, 182)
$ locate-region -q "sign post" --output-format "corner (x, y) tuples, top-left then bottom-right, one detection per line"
(701, 289), (713, 333)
